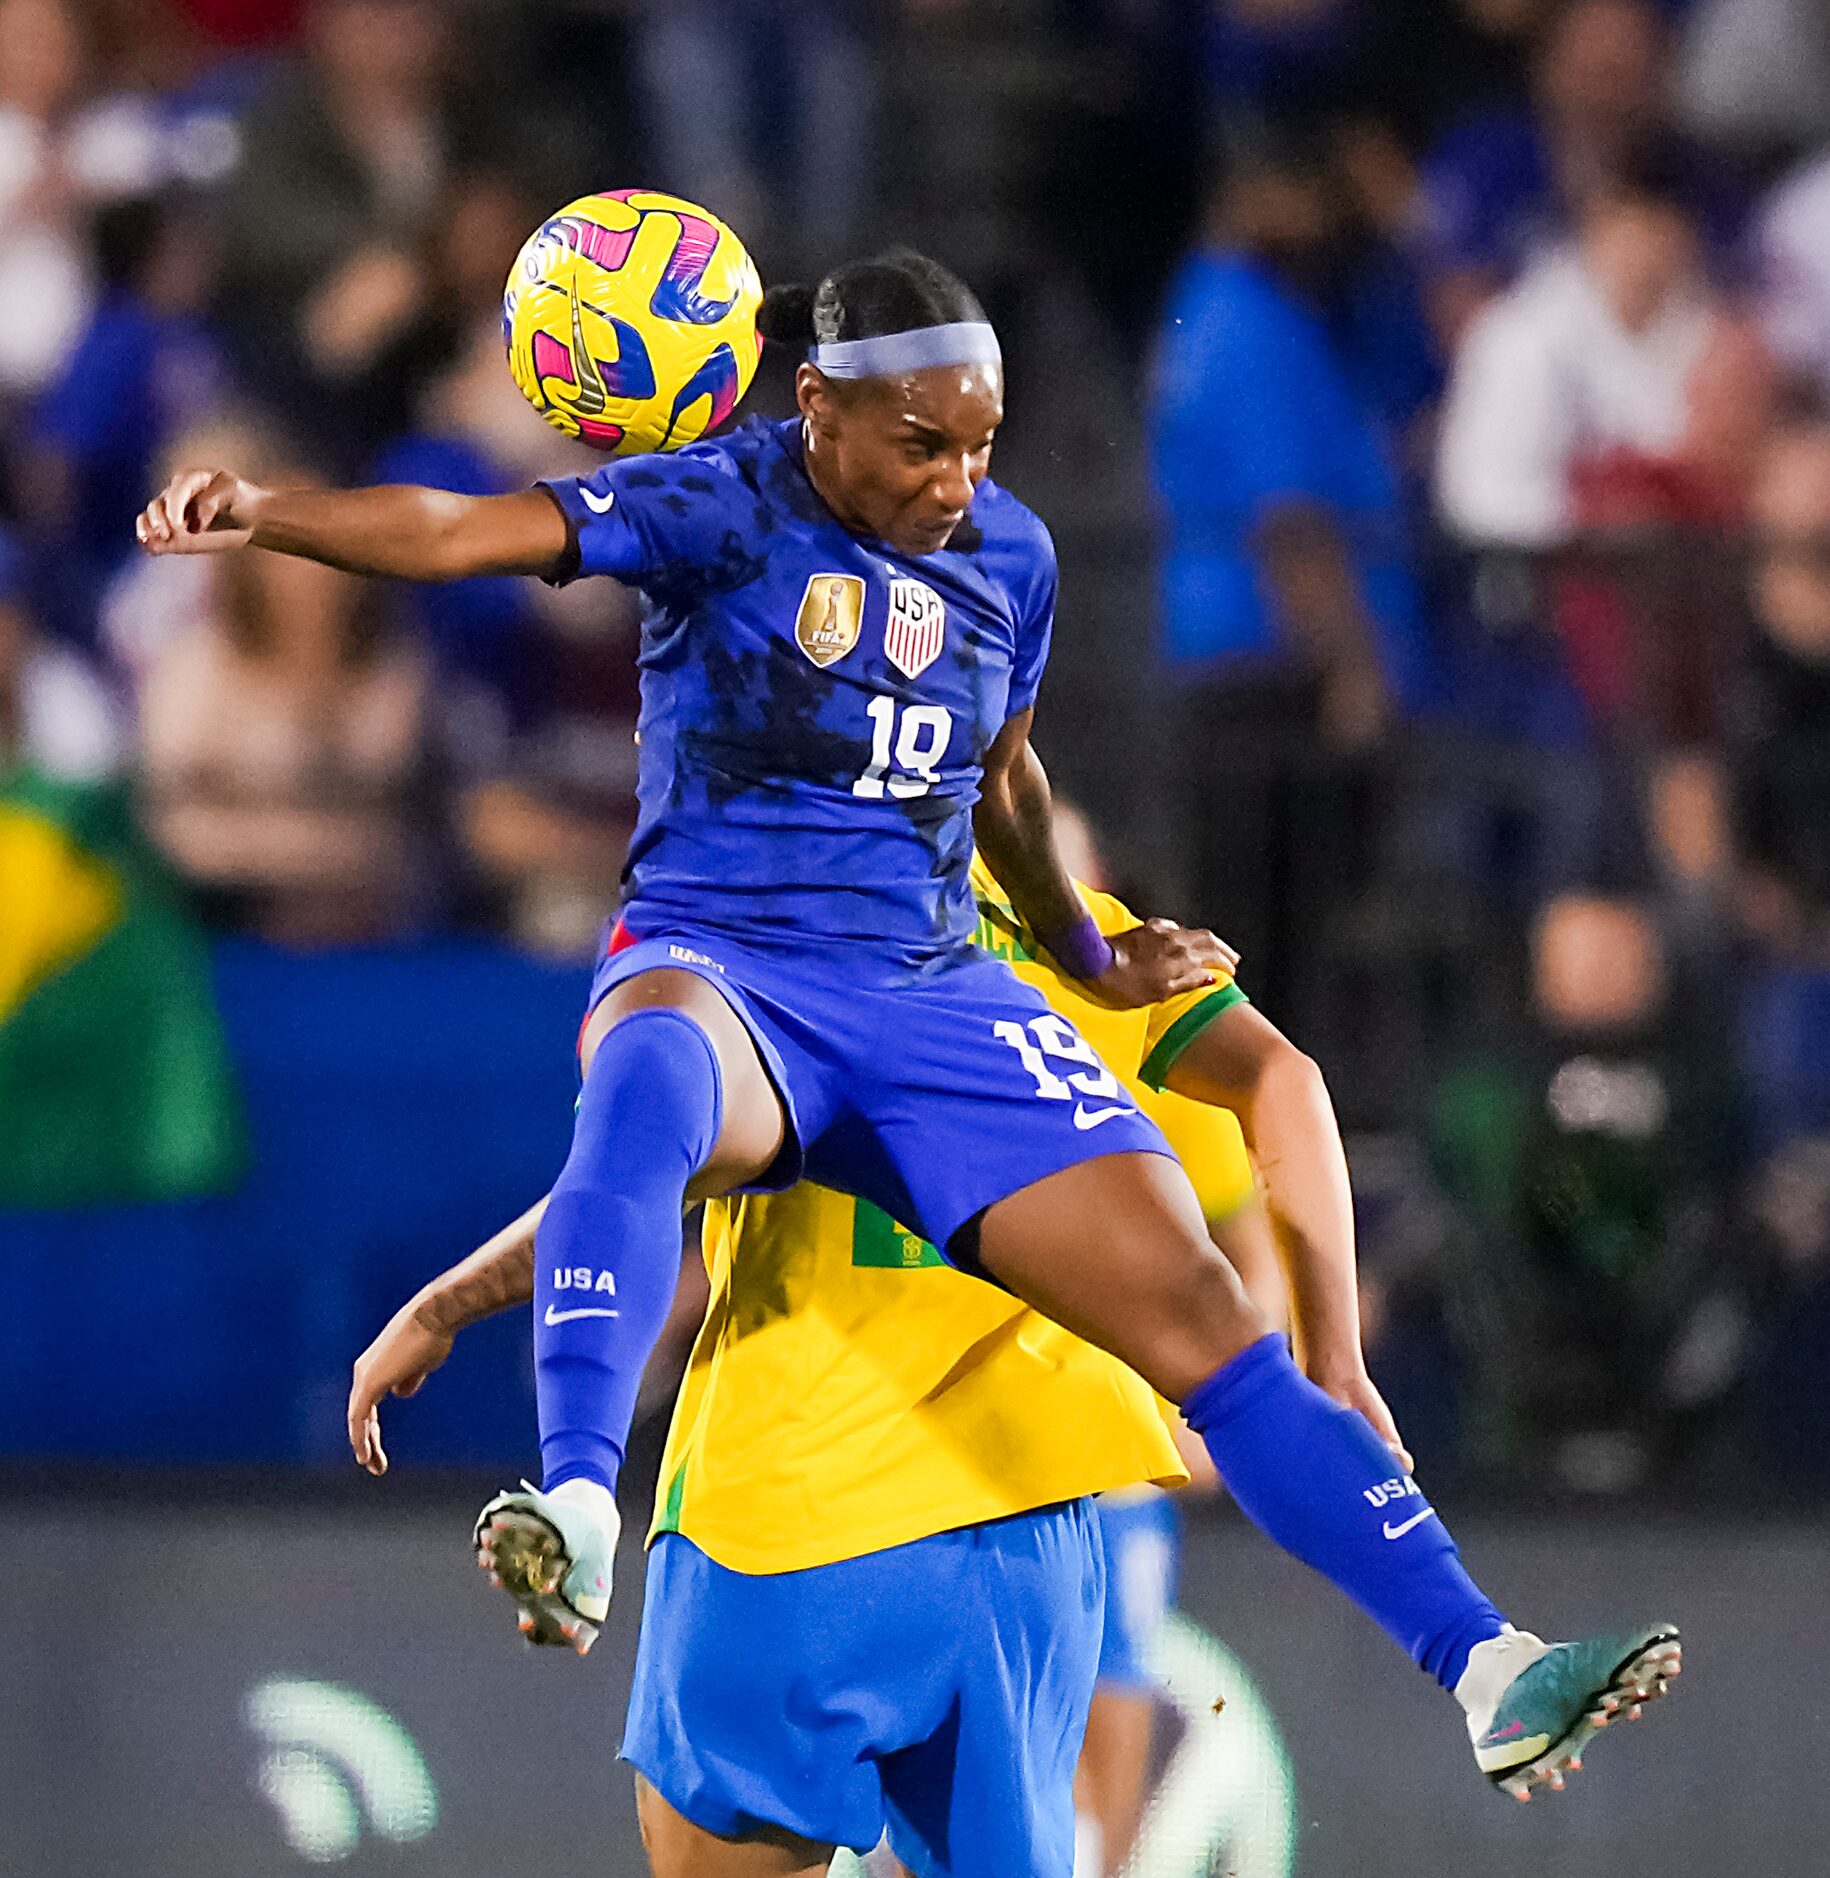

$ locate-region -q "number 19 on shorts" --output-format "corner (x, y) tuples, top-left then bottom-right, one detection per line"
(854, 697), (952, 800)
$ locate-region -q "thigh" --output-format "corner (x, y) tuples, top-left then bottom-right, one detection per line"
(583, 968), (786, 1199)
(976, 1151), (1268, 1402)
(636, 1778), (831, 1878)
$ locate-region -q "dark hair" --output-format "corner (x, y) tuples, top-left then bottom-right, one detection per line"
(756, 249), (986, 355)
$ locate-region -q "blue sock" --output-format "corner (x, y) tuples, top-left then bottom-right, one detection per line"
(1183, 1335), (1506, 1690)
(534, 1007), (723, 1497)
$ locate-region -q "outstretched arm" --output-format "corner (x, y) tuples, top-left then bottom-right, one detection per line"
(1164, 1002), (1410, 1467)
(347, 1198), (546, 1475)
(975, 715), (1231, 1006)
(137, 468), (569, 583)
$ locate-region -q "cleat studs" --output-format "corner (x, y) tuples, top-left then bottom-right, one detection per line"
(1569, 1759), (1583, 1773)
(1629, 1704), (1644, 1720)
(1549, 1773), (1565, 1791)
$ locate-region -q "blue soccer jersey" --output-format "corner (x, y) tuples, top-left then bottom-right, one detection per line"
(538, 418), (1056, 967)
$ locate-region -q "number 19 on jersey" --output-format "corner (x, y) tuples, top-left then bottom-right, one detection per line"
(854, 698), (952, 801)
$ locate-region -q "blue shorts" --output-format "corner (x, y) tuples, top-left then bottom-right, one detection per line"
(622, 1502), (1105, 1878)
(590, 925), (1172, 1253)
(1094, 1490), (1181, 1695)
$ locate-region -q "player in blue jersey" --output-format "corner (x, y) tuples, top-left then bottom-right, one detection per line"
(139, 248), (1679, 1814)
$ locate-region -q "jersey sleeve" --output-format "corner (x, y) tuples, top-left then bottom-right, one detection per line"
(537, 446), (755, 591)
(1078, 884), (1249, 1089)
(1006, 520), (1057, 718)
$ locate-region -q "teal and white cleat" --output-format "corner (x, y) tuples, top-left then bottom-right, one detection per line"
(473, 1479), (620, 1657)
(1460, 1624), (1683, 1801)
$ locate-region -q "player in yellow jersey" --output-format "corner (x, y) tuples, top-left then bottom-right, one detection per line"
(348, 838), (1391, 1878)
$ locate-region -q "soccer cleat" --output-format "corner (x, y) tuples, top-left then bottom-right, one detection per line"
(1463, 1624), (1682, 1801)
(472, 1480), (620, 1657)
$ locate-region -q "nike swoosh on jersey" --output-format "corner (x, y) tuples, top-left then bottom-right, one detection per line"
(544, 1305), (621, 1326)
(580, 486), (616, 514)
(1382, 1507), (1438, 1540)
(1073, 1103), (1129, 1131)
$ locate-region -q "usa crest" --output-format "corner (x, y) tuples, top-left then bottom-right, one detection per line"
(884, 578), (947, 679)
(795, 574), (864, 668)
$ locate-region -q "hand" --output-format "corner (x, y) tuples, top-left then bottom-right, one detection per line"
(1314, 1362), (1413, 1473)
(347, 1303), (455, 1477)
(136, 468), (262, 554)
(1089, 918), (1240, 1010)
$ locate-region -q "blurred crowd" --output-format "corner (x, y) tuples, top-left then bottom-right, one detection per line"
(3, 0), (1828, 1491)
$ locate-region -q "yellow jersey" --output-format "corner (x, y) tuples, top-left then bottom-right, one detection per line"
(651, 858), (1252, 1573)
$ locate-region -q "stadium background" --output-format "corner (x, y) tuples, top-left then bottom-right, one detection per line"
(4, 1), (1829, 1872)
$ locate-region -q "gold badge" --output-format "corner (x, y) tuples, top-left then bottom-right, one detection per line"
(795, 574), (864, 668)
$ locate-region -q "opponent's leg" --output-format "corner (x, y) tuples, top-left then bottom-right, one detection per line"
(480, 969), (785, 1649)
(976, 1152), (1679, 1797)
(636, 1778), (832, 1878)
(1073, 1688), (1153, 1878)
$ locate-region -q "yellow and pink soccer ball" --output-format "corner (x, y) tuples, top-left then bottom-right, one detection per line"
(503, 189), (763, 456)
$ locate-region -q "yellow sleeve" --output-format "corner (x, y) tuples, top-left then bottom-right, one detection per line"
(1139, 1086), (1257, 1222)
(1077, 883), (1248, 1091)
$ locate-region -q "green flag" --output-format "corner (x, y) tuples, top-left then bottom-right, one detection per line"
(0, 767), (243, 1207)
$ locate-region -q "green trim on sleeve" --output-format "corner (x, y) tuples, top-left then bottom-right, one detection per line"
(1137, 984), (1247, 1091)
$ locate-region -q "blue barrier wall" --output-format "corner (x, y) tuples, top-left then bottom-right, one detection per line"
(0, 940), (592, 1465)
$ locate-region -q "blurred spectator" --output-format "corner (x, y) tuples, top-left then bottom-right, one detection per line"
(1727, 426), (1830, 961)
(1429, 891), (1740, 1484)
(632, 0), (875, 278)
(0, 527), (122, 782)
(215, 0), (459, 459)
(1151, 140), (1435, 707)
(1675, 0), (1830, 164)
(22, 195), (224, 633)
(1149, 140), (1435, 1002)
(355, 172), (542, 468)
(1436, 165), (1732, 550)
(0, 0), (97, 397)
(1756, 145), (1830, 406)
(133, 425), (431, 947)
(1417, 0), (1737, 342)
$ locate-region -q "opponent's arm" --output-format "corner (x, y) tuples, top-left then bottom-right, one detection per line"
(1163, 1002), (1410, 1467)
(347, 1198), (546, 1476)
(975, 715), (1230, 1005)
(137, 467), (569, 582)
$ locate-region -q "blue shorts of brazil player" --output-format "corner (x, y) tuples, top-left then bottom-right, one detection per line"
(1094, 1489), (1182, 1696)
(622, 1501), (1104, 1878)
(590, 923), (1173, 1257)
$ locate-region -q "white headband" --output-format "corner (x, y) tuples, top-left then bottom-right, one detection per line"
(809, 321), (1002, 379)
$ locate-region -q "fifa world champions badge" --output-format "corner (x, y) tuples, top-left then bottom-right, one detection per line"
(795, 575), (865, 668)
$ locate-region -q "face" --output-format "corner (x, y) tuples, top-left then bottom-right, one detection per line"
(1533, 894), (1665, 1033)
(1581, 197), (1696, 332)
(1539, 0), (1661, 126)
(798, 361), (1003, 557)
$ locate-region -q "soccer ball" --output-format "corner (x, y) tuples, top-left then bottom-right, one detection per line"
(503, 189), (763, 456)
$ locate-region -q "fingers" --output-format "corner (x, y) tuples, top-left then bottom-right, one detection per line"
(136, 469), (250, 555)
(1140, 920), (1241, 978)
(347, 1392), (387, 1476)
